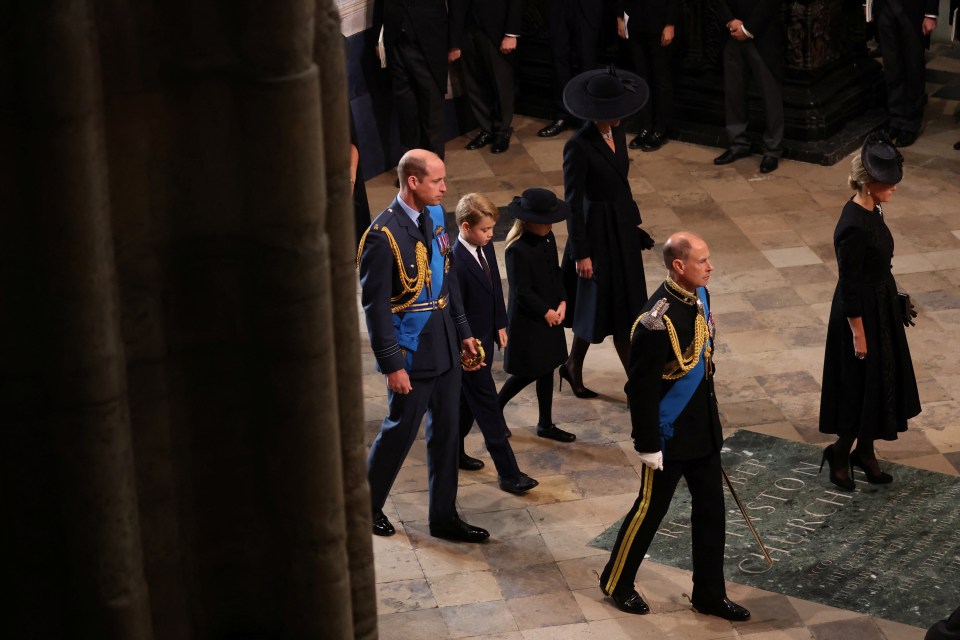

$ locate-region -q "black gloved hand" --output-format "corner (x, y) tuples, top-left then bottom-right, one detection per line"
(637, 227), (655, 251)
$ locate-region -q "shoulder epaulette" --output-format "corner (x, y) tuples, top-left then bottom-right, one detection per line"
(630, 298), (669, 340)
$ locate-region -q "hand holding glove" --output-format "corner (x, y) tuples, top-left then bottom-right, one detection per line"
(636, 450), (663, 471)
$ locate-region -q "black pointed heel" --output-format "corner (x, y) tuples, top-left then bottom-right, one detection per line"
(850, 450), (893, 484)
(820, 444), (855, 491)
(558, 365), (599, 399)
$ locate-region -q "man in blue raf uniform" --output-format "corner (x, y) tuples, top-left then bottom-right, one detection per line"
(598, 232), (750, 621)
(357, 149), (489, 543)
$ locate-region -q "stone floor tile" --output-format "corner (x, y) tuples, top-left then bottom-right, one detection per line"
(377, 577), (438, 614)
(440, 600), (519, 638)
(506, 591), (587, 631)
(493, 562), (571, 599)
(414, 541), (491, 576)
(375, 547), (425, 583)
(539, 524), (609, 562)
(762, 247), (824, 268)
(481, 533), (555, 570)
(378, 608), (449, 640)
(807, 617), (891, 640)
(429, 570), (503, 607)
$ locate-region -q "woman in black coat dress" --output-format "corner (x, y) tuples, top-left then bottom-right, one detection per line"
(558, 67), (654, 397)
(498, 189), (575, 443)
(819, 135), (920, 490)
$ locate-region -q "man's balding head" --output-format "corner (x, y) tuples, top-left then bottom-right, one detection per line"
(398, 149), (447, 209)
(664, 232), (712, 290)
(662, 232), (703, 270)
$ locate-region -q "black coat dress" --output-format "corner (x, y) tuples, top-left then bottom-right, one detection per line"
(561, 122), (649, 343)
(504, 230), (568, 377)
(819, 199), (920, 440)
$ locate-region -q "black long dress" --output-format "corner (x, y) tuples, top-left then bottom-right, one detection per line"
(561, 122), (648, 343)
(819, 198), (920, 440)
(503, 230), (568, 377)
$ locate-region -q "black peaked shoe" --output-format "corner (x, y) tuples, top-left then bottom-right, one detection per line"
(610, 589), (651, 615)
(499, 473), (539, 494)
(537, 118), (569, 137)
(759, 156), (779, 174)
(819, 443), (855, 491)
(536, 423), (576, 443)
(629, 129), (652, 149)
(466, 131), (494, 150)
(640, 132), (667, 152)
(849, 450), (893, 484)
(692, 597), (751, 621)
(491, 134), (511, 154)
(429, 515), (490, 543)
(459, 453), (485, 471)
(372, 510), (396, 537)
(558, 364), (599, 399)
(714, 147), (751, 165)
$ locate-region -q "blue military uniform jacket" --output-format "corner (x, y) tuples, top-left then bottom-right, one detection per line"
(358, 197), (472, 378)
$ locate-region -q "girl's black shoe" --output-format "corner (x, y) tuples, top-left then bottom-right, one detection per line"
(820, 444), (855, 491)
(558, 365), (598, 398)
(850, 450), (893, 484)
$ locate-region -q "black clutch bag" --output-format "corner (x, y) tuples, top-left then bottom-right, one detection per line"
(898, 292), (917, 327)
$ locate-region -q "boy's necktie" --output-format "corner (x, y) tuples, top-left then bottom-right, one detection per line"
(476, 246), (492, 284)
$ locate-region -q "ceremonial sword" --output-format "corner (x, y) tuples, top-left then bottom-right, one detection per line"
(721, 466), (774, 566)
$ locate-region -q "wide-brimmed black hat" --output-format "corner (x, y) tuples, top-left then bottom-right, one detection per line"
(861, 133), (904, 185)
(562, 65), (649, 122)
(507, 188), (568, 224)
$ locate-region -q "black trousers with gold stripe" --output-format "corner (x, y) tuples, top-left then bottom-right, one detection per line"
(600, 450), (726, 603)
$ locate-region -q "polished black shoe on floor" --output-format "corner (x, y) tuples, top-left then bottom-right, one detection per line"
(896, 130), (918, 147)
(499, 473), (539, 494)
(692, 597), (750, 621)
(609, 589), (651, 615)
(504, 425), (512, 438)
(372, 510), (396, 537)
(558, 364), (599, 398)
(628, 129), (652, 149)
(849, 450), (893, 484)
(466, 131), (494, 150)
(491, 134), (511, 154)
(640, 131), (667, 152)
(429, 515), (490, 542)
(759, 155), (779, 173)
(537, 119), (569, 137)
(459, 453), (485, 471)
(819, 443), (855, 491)
(536, 423), (576, 443)
(713, 147), (751, 165)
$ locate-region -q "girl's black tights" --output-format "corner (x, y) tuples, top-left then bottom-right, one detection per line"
(498, 371), (555, 426)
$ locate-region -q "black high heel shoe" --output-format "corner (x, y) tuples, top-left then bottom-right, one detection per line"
(849, 450), (893, 484)
(819, 444), (855, 491)
(558, 364), (599, 399)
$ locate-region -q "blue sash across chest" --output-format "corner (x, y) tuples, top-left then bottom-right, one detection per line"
(393, 205), (448, 368)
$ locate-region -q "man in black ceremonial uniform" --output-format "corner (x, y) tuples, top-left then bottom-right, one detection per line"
(598, 232), (750, 621)
(357, 149), (488, 543)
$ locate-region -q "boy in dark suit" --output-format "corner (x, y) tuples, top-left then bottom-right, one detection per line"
(453, 193), (538, 494)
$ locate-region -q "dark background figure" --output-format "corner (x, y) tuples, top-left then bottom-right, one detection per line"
(372, 0), (451, 159)
(351, 116), (371, 247)
(616, 0), (678, 152)
(450, 0), (525, 154)
(872, 0), (939, 147)
(818, 136), (920, 491)
(598, 232), (750, 623)
(559, 68), (653, 396)
(712, 0), (784, 174)
(537, 0), (602, 137)
(358, 150), (487, 543)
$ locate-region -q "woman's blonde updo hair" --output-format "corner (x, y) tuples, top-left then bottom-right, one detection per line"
(848, 154), (873, 192)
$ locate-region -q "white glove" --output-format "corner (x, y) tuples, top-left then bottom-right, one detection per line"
(637, 450), (663, 471)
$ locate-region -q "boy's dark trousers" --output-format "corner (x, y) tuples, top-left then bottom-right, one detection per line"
(459, 335), (522, 479)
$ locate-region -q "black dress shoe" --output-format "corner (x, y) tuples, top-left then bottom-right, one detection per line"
(954, 140), (960, 150)
(504, 425), (512, 438)
(609, 589), (651, 615)
(759, 155), (779, 173)
(372, 510), (396, 537)
(693, 597), (751, 621)
(536, 423), (576, 443)
(628, 129), (652, 149)
(498, 473), (539, 494)
(459, 453), (485, 471)
(466, 131), (494, 150)
(896, 130), (918, 147)
(491, 134), (511, 154)
(714, 147), (751, 165)
(429, 515), (490, 542)
(640, 131), (667, 152)
(537, 119), (568, 138)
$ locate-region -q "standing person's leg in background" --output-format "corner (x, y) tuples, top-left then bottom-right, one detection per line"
(390, 33), (446, 159)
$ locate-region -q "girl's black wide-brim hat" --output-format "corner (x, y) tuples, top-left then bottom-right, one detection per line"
(562, 65), (649, 122)
(507, 188), (569, 224)
(861, 132), (904, 185)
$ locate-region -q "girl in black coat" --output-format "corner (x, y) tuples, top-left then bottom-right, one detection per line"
(818, 136), (920, 490)
(498, 189), (574, 443)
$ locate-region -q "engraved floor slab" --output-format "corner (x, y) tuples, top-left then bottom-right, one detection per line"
(590, 431), (960, 628)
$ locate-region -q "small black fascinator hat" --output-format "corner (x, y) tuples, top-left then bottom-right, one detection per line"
(861, 132), (904, 185)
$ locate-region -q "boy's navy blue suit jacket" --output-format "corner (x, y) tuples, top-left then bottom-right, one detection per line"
(453, 240), (508, 348)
